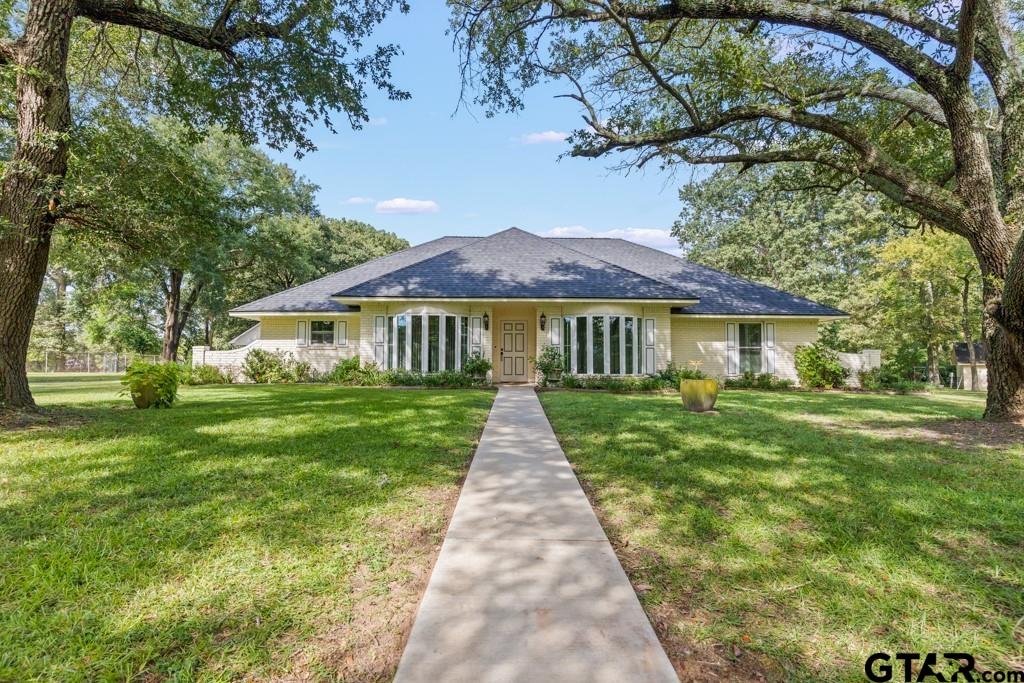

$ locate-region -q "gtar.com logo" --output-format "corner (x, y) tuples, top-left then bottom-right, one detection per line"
(865, 653), (1023, 682)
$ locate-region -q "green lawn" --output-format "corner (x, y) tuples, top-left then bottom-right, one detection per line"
(539, 389), (1024, 682)
(1, 375), (494, 682)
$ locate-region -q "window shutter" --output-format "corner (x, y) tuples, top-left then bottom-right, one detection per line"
(764, 322), (776, 375)
(644, 317), (656, 373)
(337, 321), (348, 347)
(726, 323), (738, 375)
(470, 316), (482, 355)
(373, 316), (386, 367)
(296, 320), (308, 347)
(550, 317), (561, 346)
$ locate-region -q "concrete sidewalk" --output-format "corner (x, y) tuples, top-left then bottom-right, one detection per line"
(394, 386), (678, 683)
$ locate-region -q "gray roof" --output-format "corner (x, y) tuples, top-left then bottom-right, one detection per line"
(232, 227), (845, 317)
(335, 228), (695, 300)
(954, 342), (988, 364)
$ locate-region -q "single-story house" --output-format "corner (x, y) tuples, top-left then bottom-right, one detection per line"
(954, 342), (988, 391)
(193, 227), (846, 383)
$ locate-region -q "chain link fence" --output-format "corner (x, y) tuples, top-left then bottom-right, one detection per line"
(26, 352), (162, 373)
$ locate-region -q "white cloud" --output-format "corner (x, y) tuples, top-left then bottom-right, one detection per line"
(345, 196), (375, 205)
(544, 226), (681, 254)
(515, 130), (569, 145)
(368, 117), (388, 126)
(375, 198), (441, 215)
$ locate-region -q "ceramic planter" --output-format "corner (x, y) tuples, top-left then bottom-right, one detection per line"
(680, 378), (719, 412)
(130, 383), (158, 409)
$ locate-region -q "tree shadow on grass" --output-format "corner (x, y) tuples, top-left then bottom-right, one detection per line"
(0, 385), (494, 680)
(540, 390), (1024, 682)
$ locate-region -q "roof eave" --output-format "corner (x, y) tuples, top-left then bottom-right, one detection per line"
(331, 295), (701, 305)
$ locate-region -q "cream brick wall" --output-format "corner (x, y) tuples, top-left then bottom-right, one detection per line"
(671, 317), (820, 382)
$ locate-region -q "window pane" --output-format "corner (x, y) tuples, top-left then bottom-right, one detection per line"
(637, 319), (644, 373)
(576, 317), (588, 374)
(624, 318), (634, 374)
(460, 316), (469, 368)
(387, 316), (395, 369)
(610, 317), (621, 374)
(445, 316), (456, 370)
(562, 318), (572, 373)
(740, 348), (762, 374)
(739, 323), (762, 348)
(397, 316), (407, 369)
(411, 315), (422, 372)
(310, 320), (334, 345)
(592, 317), (605, 374)
(428, 315), (440, 373)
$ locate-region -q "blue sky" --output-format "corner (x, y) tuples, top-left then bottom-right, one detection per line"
(263, 4), (689, 253)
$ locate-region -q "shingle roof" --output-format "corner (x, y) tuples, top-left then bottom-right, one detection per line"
(231, 227), (846, 317)
(334, 228), (696, 300)
(954, 342), (988, 364)
(231, 236), (477, 313)
(554, 237), (846, 317)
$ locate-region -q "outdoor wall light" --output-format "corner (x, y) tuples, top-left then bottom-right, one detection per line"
(482, 313), (489, 331)
(539, 313), (547, 331)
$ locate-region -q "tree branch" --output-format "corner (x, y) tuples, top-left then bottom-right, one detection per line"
(951, 0), (979, 80)
(0, 39), (17, 65)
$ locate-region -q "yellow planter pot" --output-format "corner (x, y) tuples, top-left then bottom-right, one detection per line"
(680, 378), (719, 412)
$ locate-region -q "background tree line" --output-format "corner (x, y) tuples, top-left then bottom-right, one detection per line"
(28, 115), (407, 366)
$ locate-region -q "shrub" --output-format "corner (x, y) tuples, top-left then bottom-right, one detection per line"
(121, 361), (181, 408)
(461, 353), (492, 380)
(324, 359), (486, 388)
(859, 365), (928, 393)
(184, 364), (230, 385)
(559, 374), (669, 392)
(656, 361), (706, 384)
(794, 344), (848, 389)
(724, 371), (794, 390)
(533, 346), (563, 387)
(241, 349), (310, 384)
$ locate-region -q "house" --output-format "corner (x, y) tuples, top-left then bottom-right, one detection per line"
(192, 228), (846, 382)
(954, 342), (988, 391)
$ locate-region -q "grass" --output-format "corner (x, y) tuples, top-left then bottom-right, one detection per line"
(538, 388), (1024, 682)
(1, 374), (494, 682)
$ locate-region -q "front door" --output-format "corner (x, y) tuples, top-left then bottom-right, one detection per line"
(500, 320), (528, 382)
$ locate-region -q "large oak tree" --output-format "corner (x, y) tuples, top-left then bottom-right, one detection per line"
(453, 0), (1024, 420)
(0, 0), (407, 409)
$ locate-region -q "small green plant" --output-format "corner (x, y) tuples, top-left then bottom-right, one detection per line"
(657, 361), (706, 383)
(557, 374), (669, 392)
(461, 353), (492, 380)
(242, 349), (310, 383)
(184, 364), (230, 385)
(794, 344), (848, 389)
(724, 371), (794, 390)
(121, 361), (181, 408)
(532, 346), (563, 387)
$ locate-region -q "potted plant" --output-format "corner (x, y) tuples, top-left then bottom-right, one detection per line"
(121, 361), (182, 409)
(532, 346), (564, 387)
(679, 361), (718, 412)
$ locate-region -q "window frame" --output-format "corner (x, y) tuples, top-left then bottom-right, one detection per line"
(310, 320), (336, 346)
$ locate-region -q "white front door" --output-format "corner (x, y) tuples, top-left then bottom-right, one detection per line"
(500, 320), (528, 382)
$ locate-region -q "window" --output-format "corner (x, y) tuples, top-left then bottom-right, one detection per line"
(609, 317), (621, 374)
(311, 320), (335, 345)
(445, 316), (457, 370)
(576, 317), (589, 374)
(562, 317), (572, 373)
(387, 316), (395, 368)
(397, 315), (407, 369)
(592, 316), (605, 374)
(460, 316), (469, 363)
(624, 318), (634, 374)
(739, 323), (763, 373)
(428, 315), (440, 372)
(411, 315), (423, 372)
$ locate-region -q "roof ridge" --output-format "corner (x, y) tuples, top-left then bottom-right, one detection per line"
(231, 235), (467, 312)
(333, 227), (697, 299)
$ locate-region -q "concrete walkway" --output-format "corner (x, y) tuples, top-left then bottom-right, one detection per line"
(394, 386), (678, 683)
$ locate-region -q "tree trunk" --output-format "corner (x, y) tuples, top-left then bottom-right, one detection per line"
(961, 272), (980, 390)
(921, 280), (942, 385)
(0, 0), (75, 409)
(160, 270), (203, 362)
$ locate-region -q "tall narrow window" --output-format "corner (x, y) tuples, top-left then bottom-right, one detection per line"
(397, 315), (407, 369)
(576, 317), (589, 374)
(411, 315), (423, 372)
(460, 316), (469, 366)
(637, 319), (644, 373)
(592, 317), (605, 374)
(562, 317), (572, 373)
(738, 323), (763, 374)
(427, 315), (440, 372)
(387, 316), (395, 368)
(609, 317), (621, 374)
(624, 317), (634, 374)
(445, 316), (456, 370)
